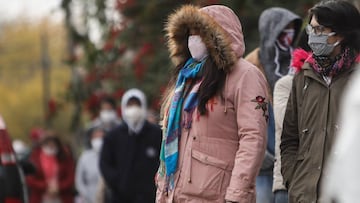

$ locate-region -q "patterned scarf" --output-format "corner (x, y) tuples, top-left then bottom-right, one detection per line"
(307, 48), (360, 77)
(159, 58), (205, 188)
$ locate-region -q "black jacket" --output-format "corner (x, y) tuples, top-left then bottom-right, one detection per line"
(100, 121), (162, 202)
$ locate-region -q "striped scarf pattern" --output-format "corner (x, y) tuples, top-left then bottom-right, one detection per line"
(159, 58), (205, 188)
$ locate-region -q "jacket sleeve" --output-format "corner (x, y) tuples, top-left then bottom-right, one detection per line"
(75, 153), (90, 200)
(26, 172), (48, 192)
(225, 68), (268, 202)
(26, 151), (48, 192)
(99, 133), (118, 190)
(273, 75), (293, 191)
(58, 152), (75, 191)
(280, 75), (299, 188)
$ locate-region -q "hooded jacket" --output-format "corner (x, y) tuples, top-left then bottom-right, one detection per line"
(244, 7), (301, 181)
(121, 88), (148, 134)
(156, 5), (268, 203)
(99, 89), (162, 202)
(246, 7), (302, 92)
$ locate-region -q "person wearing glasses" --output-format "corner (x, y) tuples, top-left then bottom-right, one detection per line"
(280, 0), (360, 202)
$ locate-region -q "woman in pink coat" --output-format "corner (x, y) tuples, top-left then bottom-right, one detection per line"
(156, 5), (269, 203)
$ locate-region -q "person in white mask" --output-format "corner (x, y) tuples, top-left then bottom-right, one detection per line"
(156, 5), (269, 203)
(75, 126), (105, 203)
(89, 97), (121, 132)
(99, 88), (162, 203)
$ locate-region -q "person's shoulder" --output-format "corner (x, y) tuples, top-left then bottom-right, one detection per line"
(231, 58), (267, 81)
(244, 48), (260, 61)
(144, 121), (161, 131)
(108, 123), (127, 134)
(143, 121), (162, 136)
(78, 149), (95, 161)
(104, 124), (130, 142)
(244, 48), (262, 68)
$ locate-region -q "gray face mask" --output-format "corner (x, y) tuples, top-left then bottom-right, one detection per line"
(308, 32), (340, 56)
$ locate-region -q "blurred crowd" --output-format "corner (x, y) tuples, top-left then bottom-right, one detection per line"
(10, 88), (162, 203)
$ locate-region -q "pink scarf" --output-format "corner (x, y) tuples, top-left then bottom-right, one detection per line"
(306, 48), (360, 77)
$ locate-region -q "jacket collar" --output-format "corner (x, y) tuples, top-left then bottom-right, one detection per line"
(303, 62), (357, 86)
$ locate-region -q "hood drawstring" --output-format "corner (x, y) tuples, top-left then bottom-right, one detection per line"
(224, 74), (229, 113)
(274, 46), (284, 78)
(274, 45), (293, 78)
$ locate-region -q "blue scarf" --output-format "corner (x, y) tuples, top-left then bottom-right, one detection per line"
(159, 58), (205, 187)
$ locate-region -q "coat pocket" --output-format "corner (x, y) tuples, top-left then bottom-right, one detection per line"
(181, 149), (228, 200)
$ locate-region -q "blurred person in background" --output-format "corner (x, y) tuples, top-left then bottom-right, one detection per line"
(12, 139), (29, 161)
(26, 135), (75, 203)
(88, 97), (121, 132)
(272, 47), (311, 203)
(272, 29), (311, 203)
(245, 7), (302, 203)
(280, 1), (360, 202)
(81, 96), (121, 203)
(75, 126), (105, 203)
(100, 88), (162, 203)
(156, 4), (268, 203)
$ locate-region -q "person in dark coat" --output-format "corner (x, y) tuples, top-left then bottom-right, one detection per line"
(100, 88), (162, 203)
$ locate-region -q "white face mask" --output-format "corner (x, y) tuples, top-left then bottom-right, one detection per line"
(42, 146), (57, 156)
(188, 35), (208, 61)
(123, 106), (144, 127)
(100, 110), (117, 123)
(91, 138), (103, 152)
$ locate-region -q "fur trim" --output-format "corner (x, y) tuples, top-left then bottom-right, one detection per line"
(165, 5), (237, 72)
(291, 48), (312, 73)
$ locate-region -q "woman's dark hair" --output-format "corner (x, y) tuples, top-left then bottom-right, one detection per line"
(167, 57), (226, 115)
(309, 0), (360, 51)
(101, 96), (117, 109)
(197, 58), (226, 115)
(41, 136), (68, 161)
(294, 28), (312, 52)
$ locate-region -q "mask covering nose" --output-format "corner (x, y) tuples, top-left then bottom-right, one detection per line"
(308, 32), (340, 56)
(100, 110), (117, 123)
(42, 146), (57, 156)
(91, 138), (103, 152)
(276, 28), (295, 51)
(188, 35), (208, 61)
(123, 106), (144, 128)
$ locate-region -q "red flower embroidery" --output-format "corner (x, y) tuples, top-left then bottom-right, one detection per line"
(251, 96), (269, 121)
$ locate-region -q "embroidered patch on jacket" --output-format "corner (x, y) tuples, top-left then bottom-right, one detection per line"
(251, 96), (269, 121)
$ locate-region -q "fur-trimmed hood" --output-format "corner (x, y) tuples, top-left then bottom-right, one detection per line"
(165, 4), (244, 72)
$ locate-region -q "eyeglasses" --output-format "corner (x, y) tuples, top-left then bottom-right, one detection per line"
(305, 24), (334, 36)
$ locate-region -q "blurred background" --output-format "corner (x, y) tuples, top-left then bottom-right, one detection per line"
(0, 0), (358, 144)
